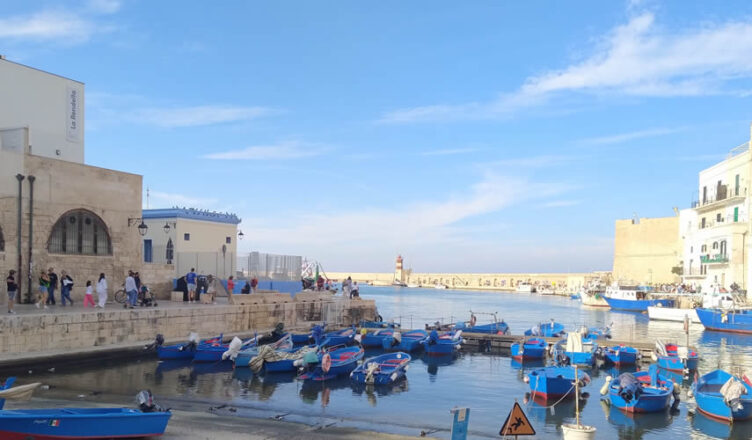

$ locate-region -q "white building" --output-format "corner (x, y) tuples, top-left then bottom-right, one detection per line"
(681, 127), (751, 295)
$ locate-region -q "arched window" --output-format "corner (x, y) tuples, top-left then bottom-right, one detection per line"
(720, 240), (727, 256)
(712, 242), (719, 250)
(0, 225), (4, 252)
(165, 238), (174, 264)
(48, 210), (111, 255)
(701, 244), (707, 252)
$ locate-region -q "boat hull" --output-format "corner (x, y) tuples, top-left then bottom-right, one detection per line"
(527, 367), (588, 400)
(694, 370), (752, 422)
(383, 331), (426, 352)
(350, 353), (410, 385)
(647, 306), (700, 323)
(298, 347), (364, 381)
(696, 308), (752, 334)
(604, 297), (674, 312)
(157, 345), (195, 360)
(608, 371), (673, 413)
(265, 359), (297, 372)
(361, 330), (394, 348)
(605, 347), (638, 366)
(510, 339), (546, 360)
(581, 294), (609, 307)
(657, 355), (698, 371)
(0, 408), (171, 439)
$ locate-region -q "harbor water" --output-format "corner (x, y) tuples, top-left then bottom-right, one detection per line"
(18, 286), (752, 439)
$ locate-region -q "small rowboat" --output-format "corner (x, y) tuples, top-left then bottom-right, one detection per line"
(525, 366), (590, 400)
(604, 345), (639, 366)
(383, 329), (427, 352)
(423, 330), (462, 355)
(693, 369), (752, 422)
(510, 338), (546, 360)
(654, 341), (699, 371)
(359, 320), (400, 329)
(360, 329), (396, 348)
(552, 333), (598, 367)
(604, 366), (675, 413)
(233, 335), (294, 368)
(323, 327), (356, 346)
(193, 337), (256, 363)
(156, 334), (221, 360)
(525, 320), (565, 337)
(298, 346), (364, 381)
(0, 379), (171, 440)
(350, 352), (411, 385)
(454, 312), (509, 335)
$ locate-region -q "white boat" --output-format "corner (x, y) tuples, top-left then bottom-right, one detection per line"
(516, 283), (536, 293)
(538, 287), (555, 295)
(580, 290), (608, 307)
(434, 284), (448, 290)
(406, 283), (421, 288)
(647, 306), (700, 323)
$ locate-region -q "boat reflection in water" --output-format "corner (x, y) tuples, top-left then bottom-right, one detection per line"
(510, 358), (546, 371)
(421, 353), (459, 382)
(154, 359), (193, 382)
(233, 371), (297, 401)
(691, 411), (752, 439)
(525, 393), (588, 426)
(351, 379), (409, 407)
(602, 399), (676, 440)
(299, 376), (351, 407)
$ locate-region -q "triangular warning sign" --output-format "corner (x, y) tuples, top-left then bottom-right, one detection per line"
(499, 402), (535, 436)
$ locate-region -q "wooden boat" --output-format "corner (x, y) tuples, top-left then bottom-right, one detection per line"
(323, 327), (356, 346)
(524, 320), (565, 337)
(298, 346), (364, 381)
(581, 290), (609, 307)
(525, 366), (590, 400)
(193, 337), (256, 363)
(654, 341), (699, 371)
(156, 334), (221, 360)
(360, 329), (396, 348)
(510, 338), (547, 360)
(291, 324), (326, 345)
(693, 369), (752, 422)
(423, 330), (462, 355)
(350, 352), (411, 385)
(0, 379), (171, 439)
(552, 334), (598, 367)
(382, 329), (427, 352)
(604, 345), (639, 366)
(603, 285), (674, 312)
(604, 366), (674, 413)
(233, 335), (293, 368)
(454, 312), (509, 335)
(696, 308), (752, 334)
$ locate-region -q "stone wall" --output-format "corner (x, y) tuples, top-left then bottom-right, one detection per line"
(0, 295), (377, 355)
(613, 216), (682, 285)
(138, 264), (176, 299)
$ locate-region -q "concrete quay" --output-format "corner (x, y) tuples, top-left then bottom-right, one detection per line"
(0, 292), (377, 369)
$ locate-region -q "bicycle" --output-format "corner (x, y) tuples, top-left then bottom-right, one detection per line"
(114, 289), (127, 304)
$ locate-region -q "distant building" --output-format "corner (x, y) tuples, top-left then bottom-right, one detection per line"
(141, 208), (241, 279)
(680, 127), (751, 293)
(612, 216), (682, 285)
(0, 57), (149, 301)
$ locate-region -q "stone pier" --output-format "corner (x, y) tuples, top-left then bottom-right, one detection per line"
(0, 293), (377, 356)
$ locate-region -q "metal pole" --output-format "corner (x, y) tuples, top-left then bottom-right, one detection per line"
(26, 175), (35, 303)
(15, 174), (24, 303)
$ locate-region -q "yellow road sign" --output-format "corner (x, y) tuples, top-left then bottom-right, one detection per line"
(499, 402), (535, 436)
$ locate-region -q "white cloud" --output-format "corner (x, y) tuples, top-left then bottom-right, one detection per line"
(579, 127), (684, 145)
(133, 105), (276, 128)
(148, 191), (217, 208)
(0, 10), (104, 43)
(420, 148), (479, 156)
(203, 141), (325, 160)
(380, 12), (752, 123)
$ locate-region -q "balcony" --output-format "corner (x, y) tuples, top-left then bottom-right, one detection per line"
(700, 254), (729, 264)
(697, 213), (746, 230)
(693, 184), (746, 213)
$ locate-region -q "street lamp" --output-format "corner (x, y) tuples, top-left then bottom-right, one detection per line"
(162, 221), (176, 234)
(238, 230), (244, 240)
(128, 218), (149, 236)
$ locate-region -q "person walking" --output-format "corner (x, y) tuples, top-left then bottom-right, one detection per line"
(124, 271), (138, 309)
(6, 270), (17, 314)
(37, 270), (50, 309)
(186, 268), (197, 303)
(60, 271), (74, 306)
(96, 273), (108, 308)
(227, 276), (235, 294)
(84, 280), (95, 308)
(206, 275), (216, 304)
(251, 276), (258, 294)
(46, 268), (58, 306)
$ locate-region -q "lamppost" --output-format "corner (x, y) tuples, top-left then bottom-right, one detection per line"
(128, 218), (148, 236)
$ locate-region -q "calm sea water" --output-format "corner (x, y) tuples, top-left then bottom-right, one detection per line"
(21, 286), (752, 439)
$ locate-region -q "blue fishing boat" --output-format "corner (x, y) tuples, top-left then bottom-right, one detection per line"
(693, 370), (752, 422)
(0, 380), (171, 439)
(233, 335), (294, 368)
(291, 324), (326, 345)
(525, 366), (590, 400)
(360, 329), (396, 348)
(454, 312), (509, 335)
(262, 345), (319, 373)
(524, 320), (566, 337)
(350, 352), (411, 385)
(360, 320), (400, 329)
(510, 338), (547, 361)
(605, 366), (675, 413)
(570, 293), (581, 300)
(323, 327), (356, 346)
(193, 337), (256, 363)
(603, 285), (674, 312)
(552, 333), (598, 367)
(382, 329), (427, 352)
(696, 308), (752, 334)
(298, 346), (364, 381)
(604, 345), (639, 366)
(155, 334), (222, 360)
(655, 342), (699, 371)
(581, 324), (612, 340)
(423, 330), (462, 355)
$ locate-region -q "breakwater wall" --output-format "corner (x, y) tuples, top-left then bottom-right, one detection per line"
(0, 293), (376, 356)
(327, 271), (609, 291)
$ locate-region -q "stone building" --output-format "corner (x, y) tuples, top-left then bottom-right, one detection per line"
(0, 58), (164, 301)
(612, 216), (683, 285)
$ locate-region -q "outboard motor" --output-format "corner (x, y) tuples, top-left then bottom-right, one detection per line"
(144, 334), (164, 351)
(137, 390), (166, 413)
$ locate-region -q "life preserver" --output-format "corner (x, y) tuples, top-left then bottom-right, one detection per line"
(470, 314), (477, 327)
(322, 353), (332, 373)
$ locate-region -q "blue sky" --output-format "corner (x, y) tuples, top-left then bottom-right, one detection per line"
(3, 0), (752, 273)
